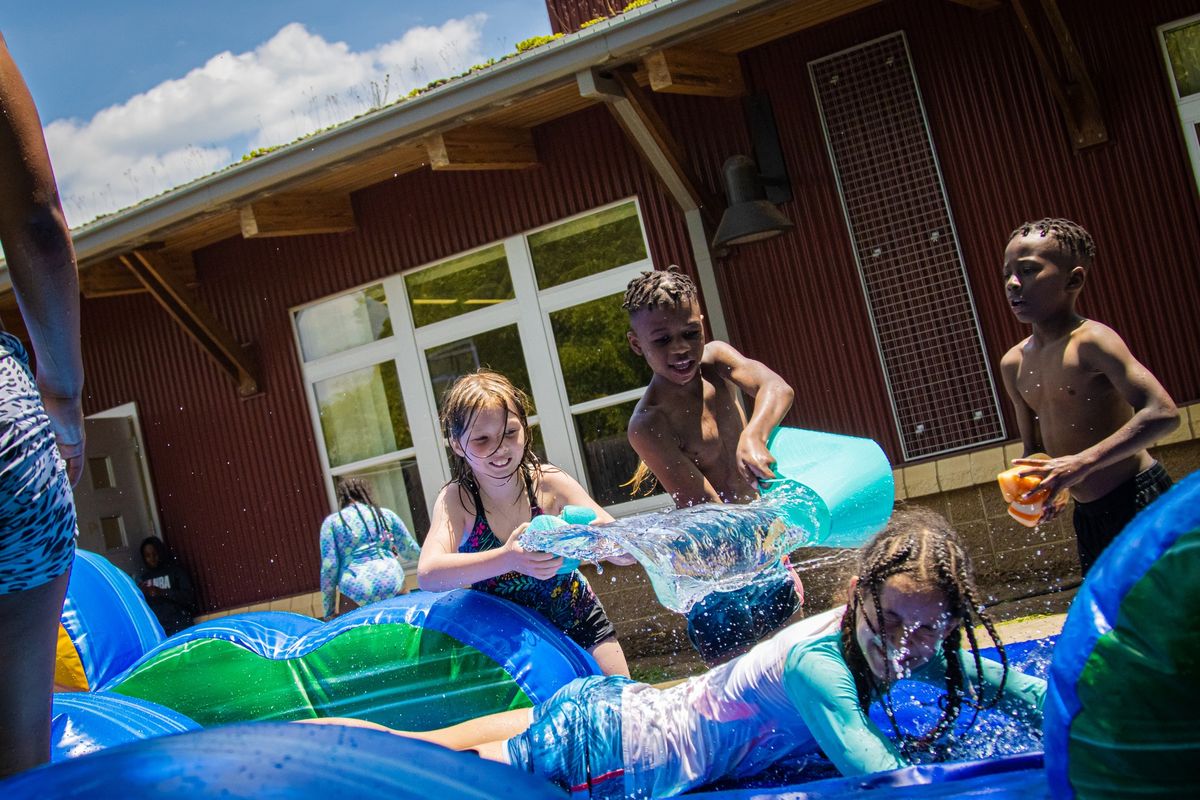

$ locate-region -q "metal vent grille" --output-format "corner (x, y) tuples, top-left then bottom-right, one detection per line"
(810, 32), (1005, 460)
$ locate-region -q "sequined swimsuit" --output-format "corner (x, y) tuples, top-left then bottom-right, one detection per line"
(457, 479), (615, 650)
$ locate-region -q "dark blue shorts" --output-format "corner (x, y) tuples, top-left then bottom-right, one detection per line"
(685, 575), (801, 663)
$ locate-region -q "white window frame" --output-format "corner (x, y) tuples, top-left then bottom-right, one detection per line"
(291, 198), (672, 522)
(1159, 15), (1200, 200)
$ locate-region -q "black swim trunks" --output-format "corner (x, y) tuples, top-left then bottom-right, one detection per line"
(1072, 461), (1173, 575)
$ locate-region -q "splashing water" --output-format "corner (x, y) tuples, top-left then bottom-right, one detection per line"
(520, 482), (824, 612)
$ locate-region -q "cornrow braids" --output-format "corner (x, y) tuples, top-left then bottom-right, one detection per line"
(439, 370), (542, 515)
(1008, 217), (1095, 264)
(839, 506), (1008, 759)
(622, 266), (698, 313)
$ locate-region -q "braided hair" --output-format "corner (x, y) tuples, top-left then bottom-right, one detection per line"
(621, 266), (698, 313)
(839, 505), (1007, 758)
(439, 370), (542, 515)
(1008, 218), (1095, 265)
(336, 476), (390, 547)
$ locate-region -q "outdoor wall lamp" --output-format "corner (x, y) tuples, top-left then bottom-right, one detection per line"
(711, 154), (795, 248)
(711, 95), (794, 249)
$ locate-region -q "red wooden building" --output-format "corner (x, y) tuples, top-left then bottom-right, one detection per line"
(6, 0), (1199, 626)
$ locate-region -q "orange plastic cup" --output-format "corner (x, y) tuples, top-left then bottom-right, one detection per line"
(997, 454), (1051, 527)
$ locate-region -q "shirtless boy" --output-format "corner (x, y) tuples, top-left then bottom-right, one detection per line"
(999, 218), (1179, 574)
(623, 268), (801, 664)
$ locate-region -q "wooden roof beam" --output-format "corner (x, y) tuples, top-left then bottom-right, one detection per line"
(118, 250), (260, 397)
(1011, 0), (1107, 149)
(643, 47), (745, 97)
(240, 193), (356, 239)
(80, 250), (197, 299)
(423, 126), (538, 171)
(577, 66), (722, 230)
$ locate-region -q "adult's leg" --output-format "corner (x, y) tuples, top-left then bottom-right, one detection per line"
(0, 569), (70, 778)
(589, 635), (630, 678)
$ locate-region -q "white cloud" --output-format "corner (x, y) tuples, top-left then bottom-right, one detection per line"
(45, 16), (488, 226)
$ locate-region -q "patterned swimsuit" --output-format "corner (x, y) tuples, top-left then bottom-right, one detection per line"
(0, 332), (77, 594)
(319, 502), (422, 618)
(458, 480), (616, 650)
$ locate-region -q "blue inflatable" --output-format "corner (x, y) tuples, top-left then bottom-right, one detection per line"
(1045, 470), (1200, 799)
(56, 549), (164, 691)
(50, 692), (199, 762)
(4, 722), (563, 799)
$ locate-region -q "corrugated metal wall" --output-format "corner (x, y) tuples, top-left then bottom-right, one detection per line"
(79, 106), (695, 610)
(669, 0), (1200, 458)
(81, 0), (1200, 610)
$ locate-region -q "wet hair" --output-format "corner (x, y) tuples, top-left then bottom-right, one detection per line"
(839, 505), (1007, 758)
(1008, 218), (1095, 265)
(439, 370), (541, 514)
(621, 267), (698, 314)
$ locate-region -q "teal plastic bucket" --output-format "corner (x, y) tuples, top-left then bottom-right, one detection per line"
(763, 426), (893, 548)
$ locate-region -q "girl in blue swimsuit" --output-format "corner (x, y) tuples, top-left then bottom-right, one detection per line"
(336, 507), (1044, 797)
(319, 477), (421, 618)
(417, 370), (633, 677)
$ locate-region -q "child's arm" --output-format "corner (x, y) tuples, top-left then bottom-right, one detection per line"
(999, 344), (1042, 456)
(706, 341), (794, 481)
(385, 509), (422, 562)
(319, 518), (342, 619)
(537, 465), (635, 565)
(782, 640), (906, 776)
(628, 407), (724, 507)
(1013, 324), (1179, 499)
(417, 486), (564, 590)
(912, 649), (1046, 728)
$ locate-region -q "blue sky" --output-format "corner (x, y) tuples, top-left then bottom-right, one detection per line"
(3, 1), (552, 225)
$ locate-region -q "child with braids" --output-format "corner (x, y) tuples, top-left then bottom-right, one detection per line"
(1000, 218), (1179, 574)
(319, 477), (421, 619)
(622, 267), (801, 665)
(417, 370), (632, 677)
(318, 507), (1045, 797)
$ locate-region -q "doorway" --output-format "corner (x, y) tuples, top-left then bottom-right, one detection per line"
(72, 403), (161, 577)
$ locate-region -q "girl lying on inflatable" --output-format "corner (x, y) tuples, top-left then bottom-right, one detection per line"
(312, 507), (1046, 798)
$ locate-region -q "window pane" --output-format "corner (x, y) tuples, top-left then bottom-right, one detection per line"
(549, 292), (653, 404)
(295, 284), (391, 361)
(1165, 21), (1200, 99)
(424, 324), (533, 412)
(339, 460), (428, 546)
(315, 361), (411, 467)
(574, 399), (664, 506)
(404, 245), (513, 327)
(528, 202), (648, 289)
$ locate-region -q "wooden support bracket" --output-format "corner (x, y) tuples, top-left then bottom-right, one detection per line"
(643, 47), (745, 97)
(423, 126), (538, 170)
(118, 250), (261, 397)
(240, 193), (356, 238)
(80, 250), (197, 299)
(577, 66), (722, 230)
(1011, 0), (1107, 149)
